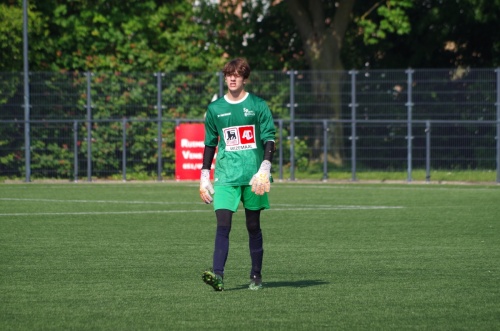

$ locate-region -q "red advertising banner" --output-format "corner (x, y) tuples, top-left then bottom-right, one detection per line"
(175, 123), (215, 180)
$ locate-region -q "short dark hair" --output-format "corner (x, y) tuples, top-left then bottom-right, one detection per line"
(223, 58), (251, 79)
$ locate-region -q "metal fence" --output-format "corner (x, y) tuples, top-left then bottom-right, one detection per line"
(1, 68), (499, 182)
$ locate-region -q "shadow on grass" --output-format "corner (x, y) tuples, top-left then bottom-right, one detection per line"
(227, 279), (329, 291)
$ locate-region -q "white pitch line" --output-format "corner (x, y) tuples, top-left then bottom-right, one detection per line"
(0, 198), (192, 205)
(0, 205), (403, 217)
(273, 206), (403, 210)
(0, 210), (211, 216)
(0, 198), (403, 210)
(273, 204), (403, 209)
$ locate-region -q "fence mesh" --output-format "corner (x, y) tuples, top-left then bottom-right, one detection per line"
(0, 69), (498, 181)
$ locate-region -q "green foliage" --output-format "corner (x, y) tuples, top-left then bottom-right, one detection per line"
(245, 71), (290, 119)
(2, 0), (499, 72)
(154, 4), (224, 72)
(30, 140), (74, 178)
(355, 0), (413, 45)
(284, 136), (310, 171)
(0, 4), (23, 72)
(0, 0), (227, 180)
(45, 0), (221, 72)
(1, 0), (222, 72)
(352, 0), (500, 68)
(0, 72), (21, 109)
(195, 0), (306, 71)
(0, 2), (47, 72)
(1, 70), (221, 179)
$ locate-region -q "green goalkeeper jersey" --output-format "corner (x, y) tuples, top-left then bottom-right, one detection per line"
(204, 92), (276, 186)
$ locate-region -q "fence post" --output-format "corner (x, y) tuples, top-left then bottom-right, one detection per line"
(425, 120), (431, 182)
(496, 68), (500, 183)
(85, 72), (92, 182)
(156, 72), (164, 182)
(322, 120), (329, 181)
(73, 120), (78, 182)
(349, 70), (358, 181)
(406, 68), (415, 182)
(278, 119), (283, 181)
(23, 0), (31, 183)
(287, 71), (297, 181)
(122, 118), (127, 182)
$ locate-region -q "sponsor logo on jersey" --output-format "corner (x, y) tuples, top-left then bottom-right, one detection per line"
(243, 108), (255, 117)
(223, 125), (257, 151)
(217, 112), (231, 117)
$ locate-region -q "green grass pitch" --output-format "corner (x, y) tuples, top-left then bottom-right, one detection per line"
(1, 182), (499, 330)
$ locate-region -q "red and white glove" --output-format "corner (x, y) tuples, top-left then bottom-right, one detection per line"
(200, 169), (214, 204)
(249, 160), (271, 195)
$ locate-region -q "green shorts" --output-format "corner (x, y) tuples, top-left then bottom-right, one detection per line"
(213, 185), (270, 212)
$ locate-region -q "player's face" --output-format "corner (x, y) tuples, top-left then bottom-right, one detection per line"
(225, 73), (245, 93)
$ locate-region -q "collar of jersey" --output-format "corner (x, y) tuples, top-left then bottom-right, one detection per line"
(224, 92), (249, 104)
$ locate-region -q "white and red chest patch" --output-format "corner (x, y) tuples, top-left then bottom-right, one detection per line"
(222, 125), (257, 152)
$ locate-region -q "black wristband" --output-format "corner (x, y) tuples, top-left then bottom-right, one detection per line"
(264, 141), (275, 163)
(202, 145), (216, 170)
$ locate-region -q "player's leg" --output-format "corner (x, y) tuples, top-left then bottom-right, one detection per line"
(202, 208), (231, 291)
(212, 186), (241, 277)
(242, 185), (269, 290)
(245, 208), (263, 289)
(213, 208), (232, 277)
(203, 186), (241, 291)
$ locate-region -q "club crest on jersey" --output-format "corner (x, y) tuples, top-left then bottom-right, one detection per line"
(243, 108), (255, 117)
(223, 125), (257, 151)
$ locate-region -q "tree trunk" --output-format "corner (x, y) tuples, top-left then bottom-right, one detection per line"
(287, 0), (355, 166)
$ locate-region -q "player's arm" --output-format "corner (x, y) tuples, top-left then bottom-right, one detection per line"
(249, 100), (276, 195)
(250, 140), (275, 195)
(200, 145), (216, 204)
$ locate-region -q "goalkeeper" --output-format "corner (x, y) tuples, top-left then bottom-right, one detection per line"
(199, 58), (276, 291)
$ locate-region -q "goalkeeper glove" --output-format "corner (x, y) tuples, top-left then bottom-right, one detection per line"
(200, 169), (215, 204)
(249, 160), (272, 195)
